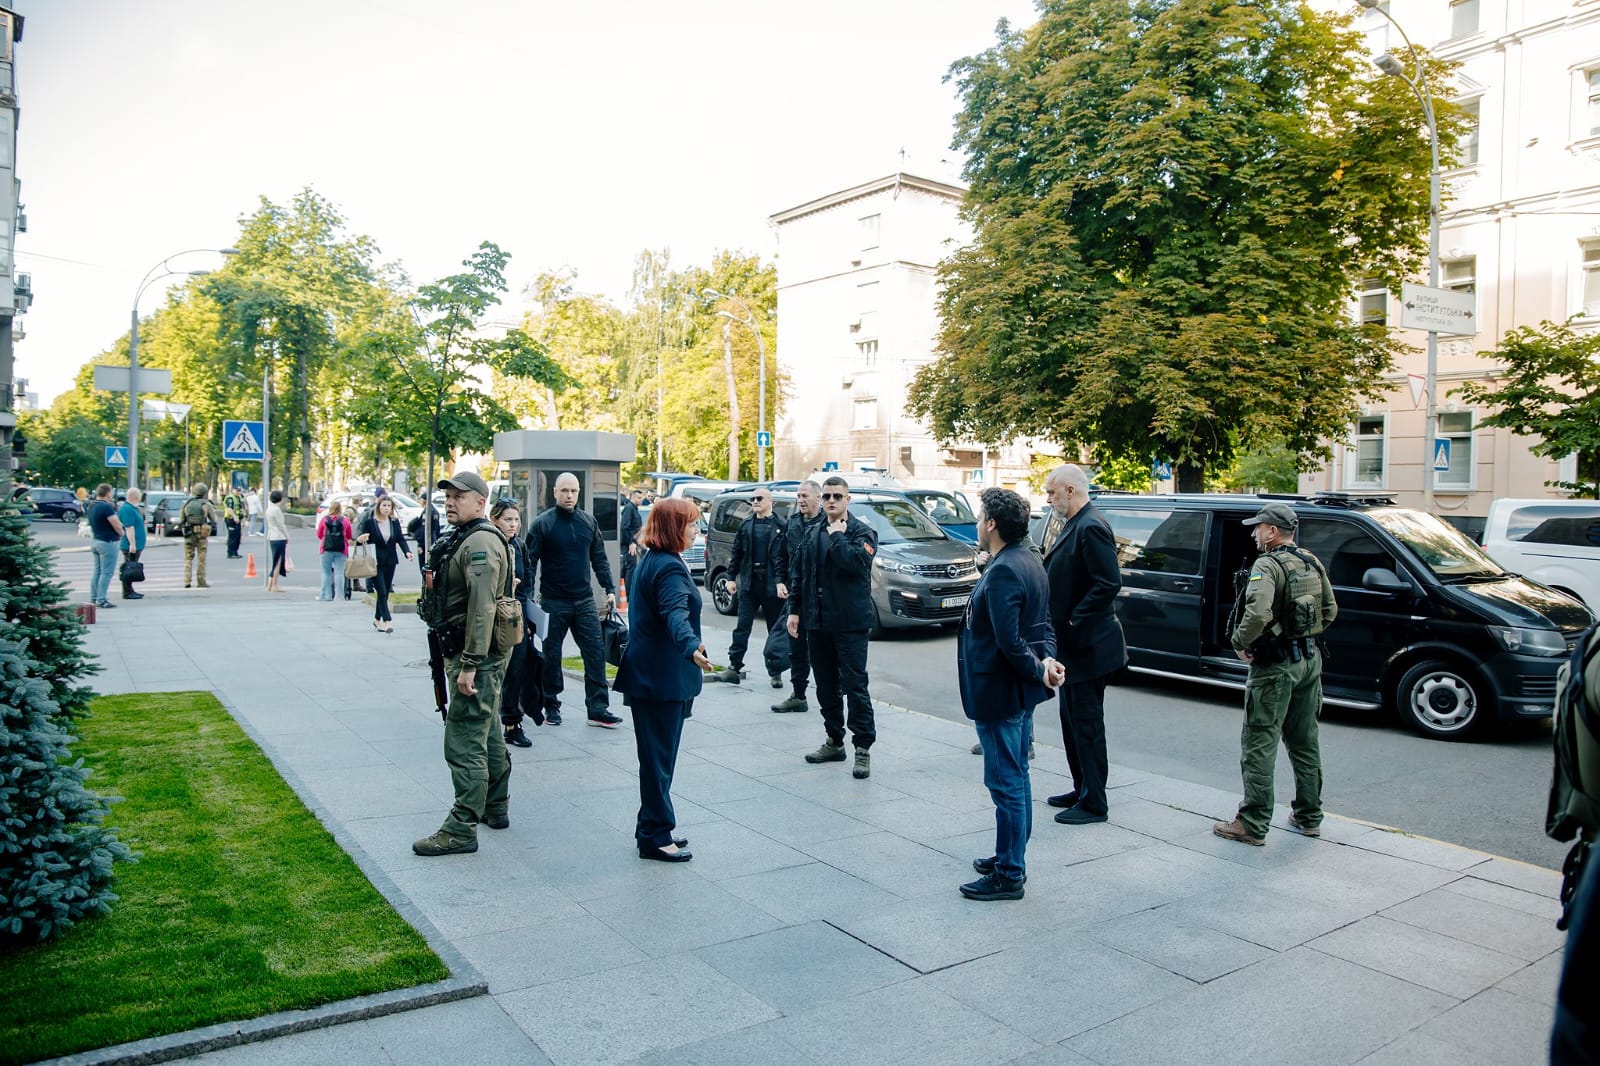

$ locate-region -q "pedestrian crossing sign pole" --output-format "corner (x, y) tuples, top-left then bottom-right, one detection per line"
(222, 420), (265, 463)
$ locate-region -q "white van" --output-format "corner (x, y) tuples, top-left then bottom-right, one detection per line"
(1482, 498), (1600, 610)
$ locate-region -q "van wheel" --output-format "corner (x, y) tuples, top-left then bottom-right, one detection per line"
(710, 571), (737, 616)
(1393, 659), (1489, 740)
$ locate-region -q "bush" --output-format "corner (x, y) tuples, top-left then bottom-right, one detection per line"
(0, 505), (98, 721)
(0, 639), (133, 944)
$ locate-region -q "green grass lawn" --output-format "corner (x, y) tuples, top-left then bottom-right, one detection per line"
(562, 655), (618, 680)
(0, 692), (448, 1065)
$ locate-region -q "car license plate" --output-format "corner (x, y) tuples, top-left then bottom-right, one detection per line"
(941, 594), (970, 609)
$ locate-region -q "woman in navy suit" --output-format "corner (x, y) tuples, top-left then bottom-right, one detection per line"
(612, 497), (713, 862)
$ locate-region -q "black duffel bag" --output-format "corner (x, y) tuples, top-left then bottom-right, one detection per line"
(120, 557), (146, 584)
(601, 606), (628, 668)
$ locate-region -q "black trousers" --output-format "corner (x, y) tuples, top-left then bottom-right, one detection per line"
(542, 597), (609, 717)
(1059, 678), (1109, 816)
(120, 548), (141, 597)
(372, 559), (398, 622)
(728, 585), (784, 674)
(500, 636), (547, 729)
(788, 621), (812, 695)
(628, 697), (691, 848)
(225, 518), (242, 557)
(810, 629), (874, 748)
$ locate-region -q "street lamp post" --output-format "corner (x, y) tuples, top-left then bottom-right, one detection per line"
(704, 290), (769, 481)
(128, 247), (238, 490)
(1359, 0), (1441, 513)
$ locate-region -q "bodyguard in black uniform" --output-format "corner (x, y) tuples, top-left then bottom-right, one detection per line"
(524, 472), (623, 728)
(790, 476), (879, 779)
(773, 480), (823, 713)
(714, 488), (788, 687)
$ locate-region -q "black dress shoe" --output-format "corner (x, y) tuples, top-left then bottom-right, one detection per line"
(971, 856), (1026, 883)
(960, 872), (1024, 901)
(673, 836), (688, 848)
(638, 844), (692, 863)
(1046, 791), (1080, 809)
(122, 592), (144, 600)
(1055, 806), (1108, 825)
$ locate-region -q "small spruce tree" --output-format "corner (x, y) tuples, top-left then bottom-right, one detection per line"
(0, 503), (99, 720)
(0, 638), (133, 943)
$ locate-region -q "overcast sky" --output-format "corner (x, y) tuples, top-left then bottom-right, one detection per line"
(10, 0), (1038, 406)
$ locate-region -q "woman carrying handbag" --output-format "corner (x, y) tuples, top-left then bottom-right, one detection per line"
(354, 494), (412, 632)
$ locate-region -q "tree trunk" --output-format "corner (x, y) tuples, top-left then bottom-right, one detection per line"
(722, 320), (740, 479)
(1176, 463), (1205, 494)
(296, 348), (312, 501)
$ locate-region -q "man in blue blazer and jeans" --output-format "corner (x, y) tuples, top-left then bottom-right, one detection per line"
(958, 488), (1064, 901)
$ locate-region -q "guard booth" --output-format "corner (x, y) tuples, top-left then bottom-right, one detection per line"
(493, 430), (636, 598)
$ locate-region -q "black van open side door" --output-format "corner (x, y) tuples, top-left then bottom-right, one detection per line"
(1099, 505), (1210, 674)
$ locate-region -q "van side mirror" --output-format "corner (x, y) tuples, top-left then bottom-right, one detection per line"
(1361, 567), (1410, 593)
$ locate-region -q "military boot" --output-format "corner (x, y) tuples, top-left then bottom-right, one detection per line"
(412, 830), (478, 856)
(804, 740), (847, 764)
(771, 692), (809, 713)
(852, 748), (871, 779)
(713, 666), (745, 684)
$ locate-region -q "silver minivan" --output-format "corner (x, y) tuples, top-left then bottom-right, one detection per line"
(1482, 498), (1600, 611)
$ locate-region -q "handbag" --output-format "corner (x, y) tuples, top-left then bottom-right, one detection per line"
(120, 558), (146, 584)
(77, 518), (92, 539)
(346, 544), (378, 580)
(602, 606), (629, 668)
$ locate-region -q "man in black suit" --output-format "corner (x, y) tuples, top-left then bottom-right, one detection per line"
(773, 480), (824, 713)
(1037, 464), (1127, 826)
(957, 488), (1064, 902)
(789, 476), (879, 779)
(619, 488), (644, 588)
(714, 488), (788, 687)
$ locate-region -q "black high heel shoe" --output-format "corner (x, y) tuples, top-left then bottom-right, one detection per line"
(638, 843), (693, 863)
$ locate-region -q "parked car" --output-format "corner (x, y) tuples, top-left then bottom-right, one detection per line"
(669, 479), (740, 517)
(902, 488), (980, 544)
(14, 486), (81, 522)
(1481, 498), (1600, 611)
(148, 490), (220, 536)
(1091, 492), (1594, 739)
(704, 488), (980, 635)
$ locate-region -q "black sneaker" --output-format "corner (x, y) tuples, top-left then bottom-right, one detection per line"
(546, 708), (563, 726)
(504, 726), (532, 748)
(960, 872), (1025, 901)
(588, 711), (623, 728)
(97, 600), (117, 609)
(971, 857), (1027, 883)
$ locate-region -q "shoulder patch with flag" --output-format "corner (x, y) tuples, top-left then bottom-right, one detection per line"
(863, 542), (875, 556)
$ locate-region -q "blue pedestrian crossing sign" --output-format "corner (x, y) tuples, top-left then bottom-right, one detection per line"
(757, 431), (772, 448)
(104, 446), (129, 468)
(1431, 438), (1451, 473)
(822, 461), (839, 471)
(223, 420), (266, 462)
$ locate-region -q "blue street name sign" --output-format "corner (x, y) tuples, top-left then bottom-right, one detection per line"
(223, 420), (266, 462)
(105, 446), (129, 468)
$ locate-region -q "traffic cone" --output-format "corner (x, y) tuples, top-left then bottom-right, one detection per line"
(244, 553), (257, 579)
(617, 579), (628, 614)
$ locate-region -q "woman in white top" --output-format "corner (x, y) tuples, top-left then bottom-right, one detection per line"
(265, 490), (290, 593)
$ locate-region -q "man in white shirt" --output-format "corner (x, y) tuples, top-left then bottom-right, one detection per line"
(246, 489), (264, 536)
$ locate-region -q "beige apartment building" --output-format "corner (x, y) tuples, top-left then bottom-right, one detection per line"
(1301, 0), (1600, 528)
(769, 172), (1037, 494)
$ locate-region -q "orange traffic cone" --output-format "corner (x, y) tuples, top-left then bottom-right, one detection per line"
(244, 553), (257, 579)
(617, 579), (628, 614)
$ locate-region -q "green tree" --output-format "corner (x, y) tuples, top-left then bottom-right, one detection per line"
(1455, 321), (1600, 498)
(1207, 438), (1301, 493)
(0, 506), (99, 721)
(908, 0), (1460, 491)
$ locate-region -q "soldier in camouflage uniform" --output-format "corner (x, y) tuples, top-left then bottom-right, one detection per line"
(180, 484), (217, 589)
(1214, 502), (1338, 847)
(413, 472), (517, 857)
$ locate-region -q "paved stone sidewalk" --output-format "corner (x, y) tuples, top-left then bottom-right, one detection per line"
(69, 552), (1564, 1066)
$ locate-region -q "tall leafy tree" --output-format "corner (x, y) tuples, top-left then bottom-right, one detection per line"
(908, 0), (1461, 490)
(1455, 321), (1600, 498)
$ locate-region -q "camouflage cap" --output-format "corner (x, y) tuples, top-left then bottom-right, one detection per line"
(1242, 501), (1298, 531)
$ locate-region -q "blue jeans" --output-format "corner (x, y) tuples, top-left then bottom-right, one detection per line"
(319, 551), (345, 600)
(974, 710), (1033, 882)
(90, 540), (119, 603)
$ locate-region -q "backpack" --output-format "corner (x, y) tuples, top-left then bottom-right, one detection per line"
(1263, 547), (1331, 639)
(322, 515), (347, 552)
(1547, 628), (1600, 929)
(181, 498), (209, 538)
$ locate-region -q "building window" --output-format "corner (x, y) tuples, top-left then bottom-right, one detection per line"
(1348, 414), (1386, 488)
(1449, 0), (1478, 38)
(1454, 100), (1480, 167)
(853, 399), (878, 431)
(859, 214), (881, 250)
(1580, 242), (1600, 318)
(1360, 277), (1388, 326)
(856, 338), (879, 367)
(1588, 69), (1600, 137)
(1442, 257), (1476, 330)
(1434, 411), (1474, 491)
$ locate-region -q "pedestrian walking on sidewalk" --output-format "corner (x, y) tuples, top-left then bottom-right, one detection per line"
(791, 475), (879, 779)
(246, 488), (263, 536)
(179, 484), (217, 589)
(1038, 464), (1125, 827)
(356, 494), (412, 632)
(408, 503), (444, 582)
(413, 472), (517, 857)
(86, 483), (123, 609)
(1214, 501), (1337, 847)
(492, 499), (543, 749)
(117, 487), (146, 602)
(773, 480), (823, 713)
(524, 471), (623, 729)
(957, 488), (1063, 902)
(713, 487), (788, 688)
(316, 501), (353, 601)
(265, 490), (289, 592)
(613, 497), (713, 863)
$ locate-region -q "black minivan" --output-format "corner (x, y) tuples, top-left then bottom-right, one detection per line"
(1095, 492), (1594, 739)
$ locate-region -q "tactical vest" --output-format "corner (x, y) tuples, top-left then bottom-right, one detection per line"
(1261, 546), (1330, 639)
(417, 519), (513, 632)
(181, 498), (209, 538)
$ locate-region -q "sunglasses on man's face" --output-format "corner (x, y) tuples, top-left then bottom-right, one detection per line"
(821, 492), (846, 501)
(752, 496), (769, 502)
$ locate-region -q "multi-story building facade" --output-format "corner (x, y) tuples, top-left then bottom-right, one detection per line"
(1301, 0), (1600, 530)
(769, 172), (1036, 493)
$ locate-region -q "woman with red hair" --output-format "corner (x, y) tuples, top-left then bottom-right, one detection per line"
(613, 497), (713, 862)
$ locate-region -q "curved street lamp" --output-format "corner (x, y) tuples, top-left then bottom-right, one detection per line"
(127, 246), (239, 489)
(703, 289), (770, 481)
(1357, 0), (1442, 512)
